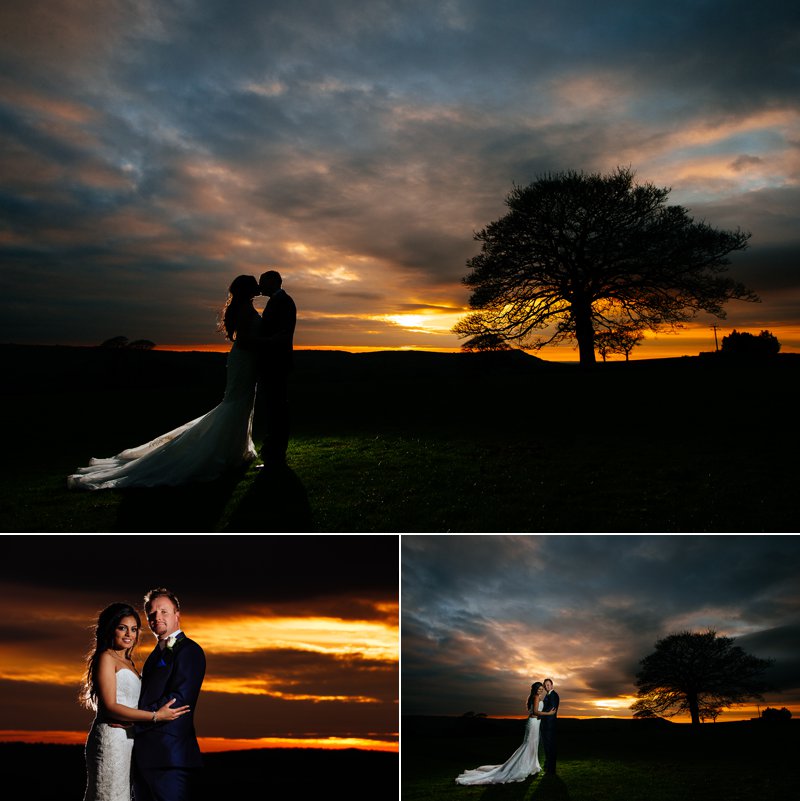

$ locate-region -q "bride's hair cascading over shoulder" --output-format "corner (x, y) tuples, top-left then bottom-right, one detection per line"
(527, 681), (543, 712)
(79, 602), (141, 711)
(218, 275), (259, 340)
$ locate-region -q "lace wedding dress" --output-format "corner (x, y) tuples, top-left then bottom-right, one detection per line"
(67, 321), (259, 490)
(84, 668), (141, 801)
(455, 702), (542, 785)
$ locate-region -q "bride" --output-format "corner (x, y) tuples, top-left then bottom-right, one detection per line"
(455, 681), (549, 785)
(67, 275), (261, 490)
(81, 603), (189, 801)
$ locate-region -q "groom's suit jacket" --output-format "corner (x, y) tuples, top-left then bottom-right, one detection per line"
(259, 289), (297, 377)
(541, 690), (559, 731)
(134, 632), (206, 769)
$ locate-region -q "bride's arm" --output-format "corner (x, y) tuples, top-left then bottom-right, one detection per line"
(536, 696), (558, 718)
(96, 653), (190, 724)
(229, 309), (261, 349)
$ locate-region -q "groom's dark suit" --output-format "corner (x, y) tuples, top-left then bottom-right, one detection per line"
(540, 688), (559, 774)
(133, 632), (206, 801)
(256, 287), (297, 464)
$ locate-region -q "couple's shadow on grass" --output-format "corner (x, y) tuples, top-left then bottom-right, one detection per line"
(478, 774), (570, 801)
(115, 463), (312, 532)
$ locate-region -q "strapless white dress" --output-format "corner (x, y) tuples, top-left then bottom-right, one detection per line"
(67, 331), (259, 490)
(455, 702), (542, 785)
(84, 668), (142, 801)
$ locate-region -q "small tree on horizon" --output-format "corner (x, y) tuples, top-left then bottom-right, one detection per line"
(98, 336), (157, 350)
(699, 704), (723, 723)
(721, 329), (780, 356)
(100, 336), (129, 348)
(453, 167), (757, 365)
(632, 630), (772, 726)
(595, 326), (645, 361)
(761, 706), (792, 721)
(460, 332), (513, 352)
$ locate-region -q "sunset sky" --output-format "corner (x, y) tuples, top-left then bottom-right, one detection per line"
(1, 1), (799, 360)
(402, 535), (800, 722)
(0, 534), (398, 752)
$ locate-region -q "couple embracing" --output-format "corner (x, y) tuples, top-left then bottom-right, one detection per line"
(68, 271), (296, 490)
(455, 678), (559, 785)
(81, 588), (205, 801)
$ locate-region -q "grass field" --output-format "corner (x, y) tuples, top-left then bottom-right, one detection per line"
(2, 344), (798, 532)
(401, 716), (800, 801)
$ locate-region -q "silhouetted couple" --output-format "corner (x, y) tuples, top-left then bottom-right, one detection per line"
(67, 271), (296, 489)
(455, 678), (559, 785)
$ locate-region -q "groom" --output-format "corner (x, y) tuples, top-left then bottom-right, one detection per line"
(133, 587), (206, 801)
(540, 677), (560, 775)
(255, 269), (297, 467)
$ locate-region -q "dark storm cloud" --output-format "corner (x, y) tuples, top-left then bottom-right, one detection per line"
(738, 625), (800, 695)
(0, 535), (397, 610)
(0, 679), (88, 732)
(1, 1), (798, 349)
(401, 535), (800, 717)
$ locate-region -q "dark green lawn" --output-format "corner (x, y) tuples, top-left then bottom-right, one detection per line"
(402, 716), (800, 801)
(2, 345), (798, 532)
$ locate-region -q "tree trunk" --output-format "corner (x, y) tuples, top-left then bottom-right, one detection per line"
(573, 301), (597, 366)
(687, 692), (701, 726)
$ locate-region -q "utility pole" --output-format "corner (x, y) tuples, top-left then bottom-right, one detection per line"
(711, 325), (720, 352)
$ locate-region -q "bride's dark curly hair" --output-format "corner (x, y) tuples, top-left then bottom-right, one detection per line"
(218, 274), (259, 340)
(79, 602), (141, 711)
(527, 681), (543, 713)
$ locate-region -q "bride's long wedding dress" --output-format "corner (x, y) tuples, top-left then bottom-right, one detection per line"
(67, 316), (259, 490)
(84, 668), (141, 801)
(455, 702), (542, 785)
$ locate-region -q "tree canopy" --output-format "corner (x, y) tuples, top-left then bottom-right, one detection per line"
(454, 167), (757, 365)
(632, 630), (772, 726)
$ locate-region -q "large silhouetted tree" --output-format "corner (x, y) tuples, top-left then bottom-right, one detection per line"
(454, 167), (757, 365)
(632, 630), (771, 726)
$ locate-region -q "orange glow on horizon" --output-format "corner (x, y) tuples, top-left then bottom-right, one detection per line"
(0, 731), (397, 753)
(155, 343), (464, 354)
(156, 323), (800, 360)
(492, 701), (799, 723)
(197, 735), (398, 753)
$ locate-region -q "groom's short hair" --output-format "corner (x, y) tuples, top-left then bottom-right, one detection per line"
(260, 270), (282, 284)
(144, 587), (181, 613)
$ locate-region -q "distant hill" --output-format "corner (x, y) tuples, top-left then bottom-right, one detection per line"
(3, 342), (797, 395)
(0, 343), (554, 394)
(0, 742), (397, 801)
(401, 714), (673, 739)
